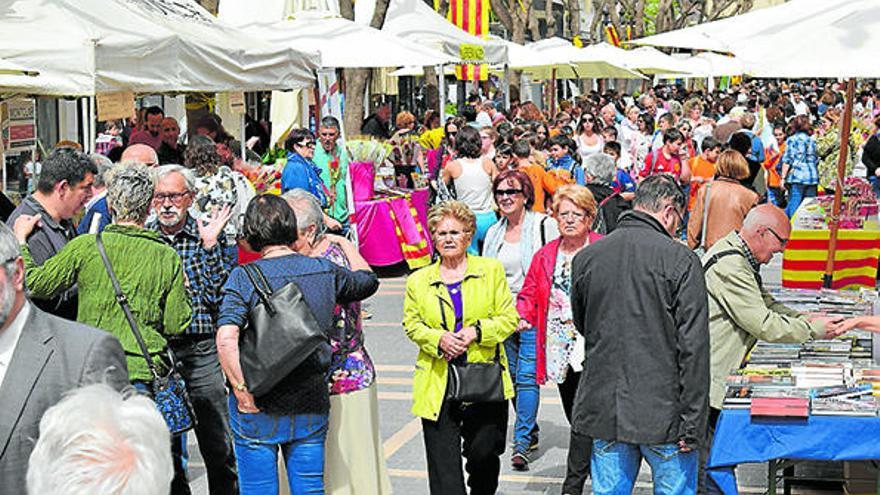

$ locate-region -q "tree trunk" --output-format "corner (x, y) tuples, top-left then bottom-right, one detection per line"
(544, 0), (557, 38)
(338, 0), (391, 136)
(565, 0), (580, 38)
(424, 66), (440, 113)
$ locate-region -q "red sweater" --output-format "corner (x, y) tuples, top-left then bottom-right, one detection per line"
(516, 234), (603, 385)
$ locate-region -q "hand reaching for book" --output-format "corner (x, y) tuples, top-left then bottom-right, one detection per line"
(828, 315), (880, 337)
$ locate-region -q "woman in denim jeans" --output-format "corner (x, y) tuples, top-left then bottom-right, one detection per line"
(216, 195), (379, 495)
(482, 168), (558, 471)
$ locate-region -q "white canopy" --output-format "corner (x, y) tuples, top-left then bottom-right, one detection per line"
(574, 42), (691, 75)
(0, 0), (318, 96)
(631, 0), (879, 78)
(526, 38), (644, 79)
(664, 52), (746, 78)
(236, 12), (453, 68)
(0, 58), (37, 76)
(355, 0), (508, 65)
(630, 0), (831, 53)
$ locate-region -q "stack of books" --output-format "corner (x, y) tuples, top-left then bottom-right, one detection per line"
(810, 384), (877, 416)
(718, 287), (880, 417)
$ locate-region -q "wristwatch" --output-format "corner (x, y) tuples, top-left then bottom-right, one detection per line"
(234, 381), (247, 392)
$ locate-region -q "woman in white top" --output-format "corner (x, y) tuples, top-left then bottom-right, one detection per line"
(574, 113), (605, 162)
(442, 126), (497, 254)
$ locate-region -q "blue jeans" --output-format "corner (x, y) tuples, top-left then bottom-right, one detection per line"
(469, 211), (498, 255)
(592, 439), (698, 495)
(503, 329), (539, 454)
(785, 183), (817, 218)
(228, 395), (328, 495)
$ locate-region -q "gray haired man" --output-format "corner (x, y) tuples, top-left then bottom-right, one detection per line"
(0, 222), (128, 492)
(146, 165), (238, 495)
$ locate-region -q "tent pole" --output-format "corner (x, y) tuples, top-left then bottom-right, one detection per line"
(88, 96), (96, 154)
(438, 65), (446, 122)
(823, 77), (856, 289)
(503, 65), (511, 111)
(550, 68), (557, 117)
(240, 113), (247, 163)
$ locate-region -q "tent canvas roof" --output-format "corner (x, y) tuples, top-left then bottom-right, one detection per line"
(237, 13), (453, 68)
(355, 0), (508, 65)
(0, 0), (318, 96)
(526, 38), (644, 79)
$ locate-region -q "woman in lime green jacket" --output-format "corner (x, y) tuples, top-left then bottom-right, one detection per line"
(403, 200), (518, 495)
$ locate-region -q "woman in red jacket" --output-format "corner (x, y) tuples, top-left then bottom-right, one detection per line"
(516, 184), (601, 495)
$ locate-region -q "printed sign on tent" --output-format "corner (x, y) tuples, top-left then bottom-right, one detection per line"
(1, 98), (36, 152)
(96, 91), (135, 122)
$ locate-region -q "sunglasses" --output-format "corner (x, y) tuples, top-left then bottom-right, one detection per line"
(297, 141), (316, 148)
(494, 188), (523, 198)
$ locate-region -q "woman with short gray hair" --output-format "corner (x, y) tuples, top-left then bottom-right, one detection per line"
(12, 162), (192, 487)
(283, 189), (392, 495)
(584, 153), (632, 234)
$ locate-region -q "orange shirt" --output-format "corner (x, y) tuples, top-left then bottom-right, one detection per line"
(518, 162), (569, 213)
(688, 155), (716, 211)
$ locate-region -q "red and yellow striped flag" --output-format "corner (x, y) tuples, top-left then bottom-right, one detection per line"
(782, 229), (880, 290)
(448, 0), (489, 81)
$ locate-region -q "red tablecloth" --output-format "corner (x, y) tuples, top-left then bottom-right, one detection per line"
(353, 189), (432, 267)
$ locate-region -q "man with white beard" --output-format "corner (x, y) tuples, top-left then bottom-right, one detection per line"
(146, 165), (239, 495)
(0, 222), (128, 491)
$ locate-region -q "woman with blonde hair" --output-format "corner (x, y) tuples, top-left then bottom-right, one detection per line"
(404, 200), (519, 495)
(516, 184), (602, 494)
(687, 150), (759, 250)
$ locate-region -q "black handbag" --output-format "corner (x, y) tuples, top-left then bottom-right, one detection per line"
(96, 233), (195, 435)
(438, 296), (505, 403)
(239, 263), (328, 397)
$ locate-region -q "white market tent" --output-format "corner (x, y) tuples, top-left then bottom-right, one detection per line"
(0, 0), (318, 96)
(355, 0), (508, 65)
(630, 0), (879, 79)
(666, 52), (746, 78)
(0, 58), (37, 77)
(234, 12), (454, 69)
(577, 42), (690, 75)
(526, 38), (644, 79)
(629, 0), (832, 54)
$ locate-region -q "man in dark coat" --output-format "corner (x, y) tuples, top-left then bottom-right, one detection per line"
(570, 174), (710, 494)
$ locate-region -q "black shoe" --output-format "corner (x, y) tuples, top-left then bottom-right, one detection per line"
(528, 434), (540, 452)
(511, 451), (530, 471)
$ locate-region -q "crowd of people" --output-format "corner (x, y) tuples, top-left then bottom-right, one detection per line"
(0, 77), (879, 495)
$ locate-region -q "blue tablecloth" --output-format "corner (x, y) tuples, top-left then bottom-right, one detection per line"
(708, 409), (880, 494)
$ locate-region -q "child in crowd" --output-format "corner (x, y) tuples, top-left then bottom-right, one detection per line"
(688, 136), (722, 211)
(603, 141), (636, 198)
(546, 135), (583, 185)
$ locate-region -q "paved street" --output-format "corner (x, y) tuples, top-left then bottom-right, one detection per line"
(185, 254), (835, 494)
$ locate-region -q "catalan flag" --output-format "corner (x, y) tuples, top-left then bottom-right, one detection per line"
(448, 0), (489, 81)
(782, 229), (880, 290)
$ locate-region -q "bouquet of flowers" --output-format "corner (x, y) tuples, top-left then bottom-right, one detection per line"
(240, 162), (282, 194)
(345, 139), (393, 167)
(816, 117), (871, 189)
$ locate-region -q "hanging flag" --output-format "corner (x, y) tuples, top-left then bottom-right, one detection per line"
(448, 0), (489, 81)
(605, 24), (621, 47)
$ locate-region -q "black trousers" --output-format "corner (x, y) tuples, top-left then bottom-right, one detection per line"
(557, 367), (592, 495)
(169, 337), (239, 495)
(422, 398), (509, 495)
(698, 407), (724, 495)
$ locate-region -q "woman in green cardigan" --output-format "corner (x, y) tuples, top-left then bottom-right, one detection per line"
(12, 163), (191, 384)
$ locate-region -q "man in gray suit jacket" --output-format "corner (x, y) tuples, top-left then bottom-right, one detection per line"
(0, 222), (128, 492)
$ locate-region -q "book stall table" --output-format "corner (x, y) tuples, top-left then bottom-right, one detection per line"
(708, 288), (880, 495)
(352, 187), (432, 268)
(348, 154), (433, 269)
(783, 181), (880, 290)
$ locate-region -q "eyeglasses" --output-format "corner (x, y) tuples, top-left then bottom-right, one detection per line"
(153, 192), (190, 205)
(766, 226), (789, 247)
(494, 188), (523, 198)
(435, 230), (465, 239)
(558, 211), (587, 220)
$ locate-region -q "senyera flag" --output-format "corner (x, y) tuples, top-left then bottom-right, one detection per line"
(448, 0), (489, 81)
